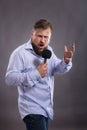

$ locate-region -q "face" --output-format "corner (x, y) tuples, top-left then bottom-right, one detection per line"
(31, 28), (52, 55)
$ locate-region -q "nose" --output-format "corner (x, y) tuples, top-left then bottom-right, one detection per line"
(40, 37), (45, 43)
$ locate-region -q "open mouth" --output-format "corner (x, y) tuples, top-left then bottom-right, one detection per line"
(39, 43), (45, 48)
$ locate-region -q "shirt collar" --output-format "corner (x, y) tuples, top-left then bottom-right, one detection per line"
(25, 39), (33, 50)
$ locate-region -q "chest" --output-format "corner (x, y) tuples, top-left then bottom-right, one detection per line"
(21, 50), (43, 68)
(21, 50), (53, 75)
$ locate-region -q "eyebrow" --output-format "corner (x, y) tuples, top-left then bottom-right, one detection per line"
(37, 34), (49, 38)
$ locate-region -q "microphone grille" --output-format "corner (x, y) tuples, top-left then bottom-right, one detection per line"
(42, 49), (52, 59)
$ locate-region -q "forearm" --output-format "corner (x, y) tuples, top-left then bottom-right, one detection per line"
(5, 68), (41, 87)
(54, 59), (72, 74)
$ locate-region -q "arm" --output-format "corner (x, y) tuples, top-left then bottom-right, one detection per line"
(5, 51), (41, 87)
(52, 43), (75, 74)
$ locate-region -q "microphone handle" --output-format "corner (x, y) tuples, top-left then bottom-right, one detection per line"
(44, 58), (47, 63)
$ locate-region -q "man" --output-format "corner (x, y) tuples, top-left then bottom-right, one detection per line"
(5, 19), (75, 130)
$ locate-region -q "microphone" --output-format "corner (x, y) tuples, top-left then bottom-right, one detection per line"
(42, 49), (52, 63)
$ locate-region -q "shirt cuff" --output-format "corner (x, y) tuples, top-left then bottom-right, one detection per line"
(62, 58), (72, 70)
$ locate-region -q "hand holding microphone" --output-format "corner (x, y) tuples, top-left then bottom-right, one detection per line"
(37, 49), (52, 78)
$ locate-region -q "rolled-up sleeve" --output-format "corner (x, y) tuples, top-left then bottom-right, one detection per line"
(51, 51), (72, 74)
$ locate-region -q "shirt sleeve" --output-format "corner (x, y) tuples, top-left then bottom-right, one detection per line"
(5, 50), (41, 88)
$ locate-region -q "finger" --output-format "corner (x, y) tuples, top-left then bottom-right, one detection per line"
(70, 43), (75, 53)
(64, 45), (68, 52)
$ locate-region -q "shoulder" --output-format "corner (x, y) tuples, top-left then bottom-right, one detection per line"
(48, 45), (53, 52)
(10, 42), (27, 59)
(12, 41), (28, 53)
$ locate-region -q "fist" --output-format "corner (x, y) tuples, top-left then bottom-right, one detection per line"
(37, 62), (48, 78)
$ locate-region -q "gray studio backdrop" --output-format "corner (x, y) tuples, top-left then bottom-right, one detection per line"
(0, 0), (87, 130)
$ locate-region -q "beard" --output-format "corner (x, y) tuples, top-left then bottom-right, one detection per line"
(31, 42), (47, 56)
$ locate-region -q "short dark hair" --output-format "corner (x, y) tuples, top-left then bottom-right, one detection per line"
(34, 19), (53, 31)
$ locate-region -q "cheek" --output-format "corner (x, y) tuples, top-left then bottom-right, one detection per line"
(46, 38), (50, 44)
(35, 38), (40, 43)
(33, 37), (40, 45)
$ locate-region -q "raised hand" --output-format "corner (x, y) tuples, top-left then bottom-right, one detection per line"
(64, 43), (75, 64)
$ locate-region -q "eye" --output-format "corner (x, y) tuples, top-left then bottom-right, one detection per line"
(44, 36), (48, 39)
(37, 35), (43, 38)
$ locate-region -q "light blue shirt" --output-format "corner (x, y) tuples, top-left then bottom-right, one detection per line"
(5, 39), (72, 120)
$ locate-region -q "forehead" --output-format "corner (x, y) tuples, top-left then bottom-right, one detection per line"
(33, 28), (52, 36)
